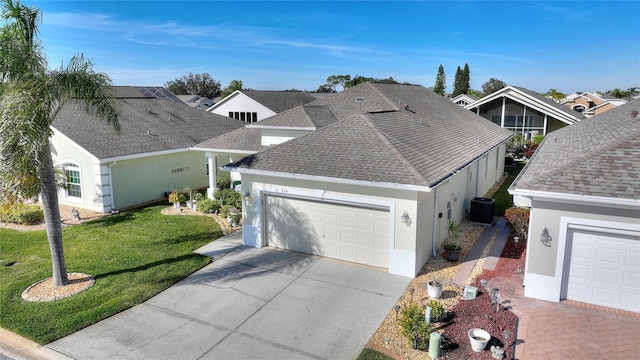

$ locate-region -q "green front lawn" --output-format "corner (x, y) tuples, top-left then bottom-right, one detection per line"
(0, 204), (223, 344)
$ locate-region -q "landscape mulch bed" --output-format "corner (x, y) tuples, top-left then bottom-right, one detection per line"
(368, 231), (527, 360)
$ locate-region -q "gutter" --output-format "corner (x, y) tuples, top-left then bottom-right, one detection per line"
(508, 188), (640, 210)
(222, 167), (433, 193)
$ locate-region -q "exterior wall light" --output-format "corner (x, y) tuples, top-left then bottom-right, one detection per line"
(401, 211), (412, 227)
(243, 191), (251, 201)
(540, 227), (552, 247)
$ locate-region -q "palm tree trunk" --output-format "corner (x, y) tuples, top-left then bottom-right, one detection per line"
(40, 143), (68, 286)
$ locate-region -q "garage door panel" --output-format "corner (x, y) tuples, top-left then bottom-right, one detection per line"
(265, 195), (389, 268)
(567, 230), (640, 313)
(623, 272), (640, 288)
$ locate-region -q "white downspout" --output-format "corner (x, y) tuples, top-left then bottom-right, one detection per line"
(500, 97), (506, 128)
(431, 187), (440, 258)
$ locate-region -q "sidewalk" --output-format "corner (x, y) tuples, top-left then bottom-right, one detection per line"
(0, 328), (72, 360)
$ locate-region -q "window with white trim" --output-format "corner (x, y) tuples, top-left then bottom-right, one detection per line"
(490, 114), (544, 135)
(64, 163), (82, 198)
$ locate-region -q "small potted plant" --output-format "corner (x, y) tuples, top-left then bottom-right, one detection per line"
(192, 191), (204, 210)
(427, 274), (443, 299)
(443, 219), (462, 261)
(168, 190), (185, 210)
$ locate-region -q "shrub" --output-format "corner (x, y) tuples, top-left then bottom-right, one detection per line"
(399, 304), (432, 350)
(524, 143), (539, 159)
(505, 156), (515, 166)
(426, 300), (446, 322)
(216, 172), (231, 190)
(506, 133), (526, 158)
(504, 207), (530, 241)
(0, 204), (44, 225)
(215, 189), (241, 208)
(197, 198), (221, 214)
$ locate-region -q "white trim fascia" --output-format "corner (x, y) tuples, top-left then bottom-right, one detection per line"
(50, 126), (100, 163)
(98, 148), (190, 163)
(465, 86), (579, 124)
(508, 188), (640, 209)
(223, 167), (433, 193)
(205, 90), (242, 111)
(246, 125), (316, 131)
(190, 147), (257, 155)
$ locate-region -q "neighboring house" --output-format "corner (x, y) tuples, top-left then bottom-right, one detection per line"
(197, 82), (513, 277)
(508, 99), (640, 313)
(207, 90), (318, 123)
(50, 86), (244, 213)
(450, 93), (478, 107)
(561, 91), (627, 117)
(175, 94), (217, 110)
(465, 86), (584, 137)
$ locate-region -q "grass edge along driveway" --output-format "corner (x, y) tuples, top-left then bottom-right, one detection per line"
(0, 204), (223, 344)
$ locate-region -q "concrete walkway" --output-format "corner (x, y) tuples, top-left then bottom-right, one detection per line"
(45, 232), (411, 360)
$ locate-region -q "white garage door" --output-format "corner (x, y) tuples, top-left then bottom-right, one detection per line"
(566, 231), (640, 312)
(264, 195), (390, 268)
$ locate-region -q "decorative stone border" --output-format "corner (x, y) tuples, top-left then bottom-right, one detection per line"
(22, 273), (95, 302)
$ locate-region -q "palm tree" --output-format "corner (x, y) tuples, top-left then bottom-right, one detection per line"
(0, 0), (119, 286)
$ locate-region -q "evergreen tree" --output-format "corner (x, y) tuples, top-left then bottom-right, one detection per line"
(433, 64), (446, 96)
(452, 66), (463, 97)
(462, 63), (470, 94)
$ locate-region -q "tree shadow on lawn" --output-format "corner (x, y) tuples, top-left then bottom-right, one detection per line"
(93, 253), (205, 280)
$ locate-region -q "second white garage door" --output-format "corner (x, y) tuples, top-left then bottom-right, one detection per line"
(566, 230), (640, 312)
(264, 195), (390, 268)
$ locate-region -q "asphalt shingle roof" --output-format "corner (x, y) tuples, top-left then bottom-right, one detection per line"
(242, 90), (318, 114)
(230, 82), (513, 187)
(510, 98), (640, 200)
(52, 87), (244, 159)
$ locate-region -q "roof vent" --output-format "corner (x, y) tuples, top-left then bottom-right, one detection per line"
(148, 108), (158, 115)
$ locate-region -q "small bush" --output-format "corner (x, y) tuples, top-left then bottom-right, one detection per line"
(504, 156), (514, 166)
(215, 189), (241, 208)
(504, 207), (530, 241)
(0, 204), (44, 225)
(216, 172), (231, 190)
(524, 143), (539, 159)
(197, 198), (221, 214)
(426, 300), (446, 322)
(399, 304), (432, 350)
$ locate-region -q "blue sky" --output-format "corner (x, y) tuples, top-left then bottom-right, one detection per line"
(33, 0), (640, 94)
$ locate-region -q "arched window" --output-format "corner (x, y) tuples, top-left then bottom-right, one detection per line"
(573, 105), (585, 113)
(64, 163), (82, 198)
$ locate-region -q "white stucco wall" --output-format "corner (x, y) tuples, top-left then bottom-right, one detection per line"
(261, 128), (313, 146)
(50, 133), (103, 211)
(524, 199), (640, 302)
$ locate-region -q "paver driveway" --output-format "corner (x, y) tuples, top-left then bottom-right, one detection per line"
(49, 232), (411, 360)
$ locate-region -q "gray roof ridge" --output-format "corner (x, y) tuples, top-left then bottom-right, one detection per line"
(361, 113), (431, 187)
(368, 82), (403, 111)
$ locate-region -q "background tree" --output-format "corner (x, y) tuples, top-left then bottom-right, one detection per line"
(314, 83), (335, 93)
(326, 74), (351, 92)
(543, 88), (566, 102)
(481, 77), (507, 95)
(467, 88), (483, 98)
(433, 64), (446, 96)
(0, 0), (119, 286)
(165, 72), (221, 99)
(219, 79), (243, 99)
(462, 63), (470, 94)
(452, 66), (464, 97)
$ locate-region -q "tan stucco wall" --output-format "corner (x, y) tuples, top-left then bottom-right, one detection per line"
(527, 200), (640, 277)
(109, 151), (210, 210)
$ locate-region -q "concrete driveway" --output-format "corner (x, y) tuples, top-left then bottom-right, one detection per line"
(48, 232), (410, 360)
